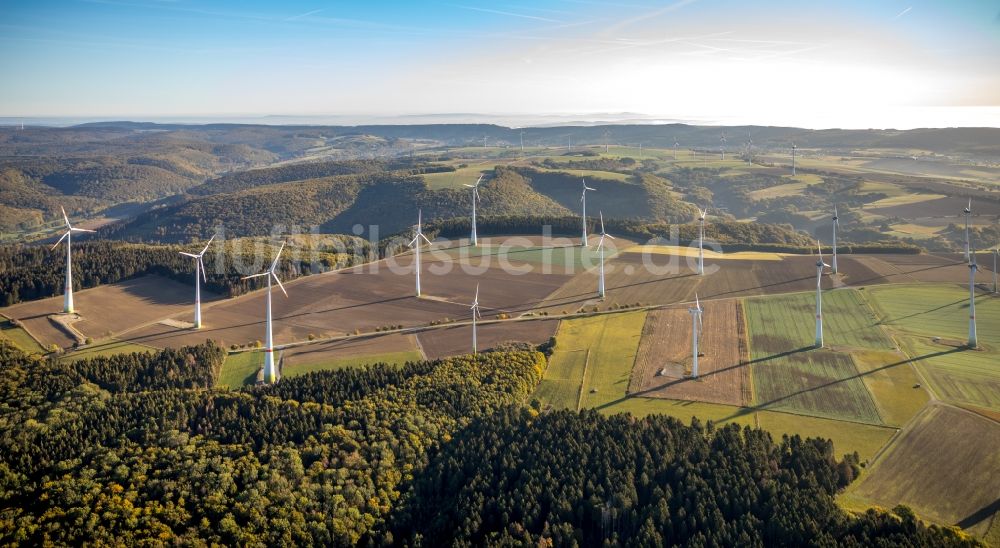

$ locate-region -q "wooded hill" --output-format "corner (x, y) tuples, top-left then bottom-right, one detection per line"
(0, 341), (975, 545)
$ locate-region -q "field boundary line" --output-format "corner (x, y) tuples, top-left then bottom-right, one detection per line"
(577, 349), (591, 412)
(410, 333), (429, 361)
(0, 312), (48, 353)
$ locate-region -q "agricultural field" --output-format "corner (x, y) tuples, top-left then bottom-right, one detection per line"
(846, 403), (1000, 538)
(866, 284), (1000, 410)
(280, 332), (423, 376)
(630, 299), (750, 406)
(744, 290), (891, 424)
(756, 410), (896, 463)
(0, 318), (46, 354)
(0, 275), (220, 349)
(421, 162), (495, 189)
(111, 237), (572, 351)
(416, 318), (559, 360)
(218, 350), (263, 388)
(61, 339), (158, 362)
(533, 311), (646, 411)
(535, 251), (842, 314)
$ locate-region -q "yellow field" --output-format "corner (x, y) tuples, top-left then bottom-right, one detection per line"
(748, 181), (809, 200)
(866, 193), (946, 208)
(624, 244), (787, 261)
(421, 162), (495, 189)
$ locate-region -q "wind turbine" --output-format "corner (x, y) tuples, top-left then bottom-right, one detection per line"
(51, 206), (95, 314)
(831, 206), (840, 274)
(720, 131), (727, 161)
(463, 174), (483, 246)
(963, 199), (972, 262)
(746, 129), (753, 167)
(697, 206), (708, 275)
(791, 143), (797, 176)
(179, 235), (215, 329)
(673, 137), (679, 160)
(968, 250), (978, 348)
(408, 210), (432, 296)
(596, 212), (615, 299)
(242, 242), (287, 384)
(580, 180), (596, 246)
(993, 249), (998, 294)
(470, 283), (481, 354)
(814, 241), (831, 348)
(689, 294), (703, 378)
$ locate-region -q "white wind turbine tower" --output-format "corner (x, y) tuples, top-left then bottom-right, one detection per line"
(697, 206), (708, 275)
(968, 250), (978, 348)
(470, 283), (482, 354)
(242, 242), (287, 384)
(463, 174), (483, 246)
(963, 199), (972, 262)
(580, 180), (596, 246)
(408, 210), (432, 296)
(831, 206), (840, 274)
(720, 131), (727, 161)
(814, 241), (831, 348)
(746, 129), (753, 167)
(596, 212), (615, 299)
(791, 143), (797, 176)
(51, 206), (95, 314)
(179, 235), (215, 329)
(673, 137), (679, 160)
(689, 294), (703, 378)
(992, 248), (998, 294)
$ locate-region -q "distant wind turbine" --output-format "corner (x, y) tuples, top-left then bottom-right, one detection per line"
(968, 250), (978, 348)
(580, 180), (596, 246)
(791, 143), (797, 176)
(241, 242), (287, 384)
(408, 210), (432, 296)
(463, 174), (483, 247)
(746, 128), (753, 167)
(815, 241), (831, 348)
(179, 235), (215, 329)
(51, 207), (95, 314)
(831, 206), (840, 274)
(470, 283), (481, 354)
(720, 131), (727, 161)
(963, 199), (972, 262)
(673, 137), (679, 160)
(993, 249), (998, 294)
(689, 294), (703, 378)
(697, 206), (708, 275)
(596, 212), (615, 299)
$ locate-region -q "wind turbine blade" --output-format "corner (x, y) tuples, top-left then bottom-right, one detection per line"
(599, 211), (605, 234)
(71, 227), (96, 233)
(200, 257), (207, 283)
(179, 252), (200, 258)
(199, 234), (216, 256)
(61, 206), (70, 227)
(475, 283), (479, 301)
(269, 242), (285, 272)
(241, 272), (269, 280)
(408, 235), (419, 247)
(420, 233), (432, 245)
(463, 184), (475, 188)
(695, 293), (700, 311)
(51, 230), (69, 250)
(475, 174), (484, 186)
(585, 186), (596, 191)
(272, 272), (287, 297)
(605, 233), (616, 240)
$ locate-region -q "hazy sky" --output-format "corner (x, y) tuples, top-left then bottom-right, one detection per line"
(1, 0), (998, 128)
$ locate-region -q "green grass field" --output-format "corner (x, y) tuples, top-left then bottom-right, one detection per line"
(598, 397), (757, 427)
(850, 349), (929, 427)
(0, 319), (47, 354)
(421, 162), (495, 189)
(61, 339), (158, 362)
(218, 351), (262, 388)
(866, 284), (1000, 410)
(745, 290), (889, 424)
(282, 350), (424, 378)
(534, 311), (646, 410)
(757, 410), (896, 463)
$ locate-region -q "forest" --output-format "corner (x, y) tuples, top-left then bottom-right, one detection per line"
(0, 341), (977, 546)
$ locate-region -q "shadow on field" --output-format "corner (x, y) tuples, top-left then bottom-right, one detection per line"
(956, 497), (1000, 530)
(598, 345), (970, 423)
(875, 298), (966, 326)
